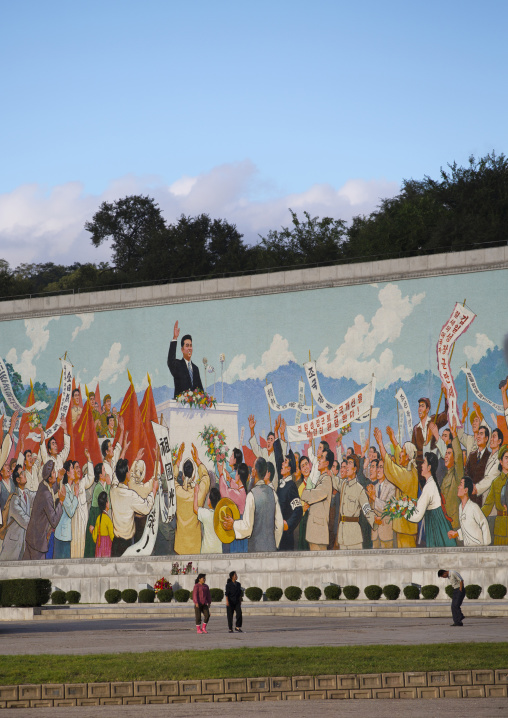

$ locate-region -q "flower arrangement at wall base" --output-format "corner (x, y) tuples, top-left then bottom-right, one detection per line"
(176, 390), (217, 410)
(171, 561), (196, 575)
(154, 577), (172, 594)
(199, 425), (228, 463)
(382, 495), (418, 522)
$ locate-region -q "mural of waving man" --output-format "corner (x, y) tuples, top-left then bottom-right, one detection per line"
(167, 320), (204, 399)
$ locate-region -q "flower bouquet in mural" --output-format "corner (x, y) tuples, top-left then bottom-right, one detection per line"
(154, 577), (172, 594)
(382, 495), (418, 522)
(340, 423), (352, 436)
(176, 390), (217, 410)
(199, 425), (228, 463)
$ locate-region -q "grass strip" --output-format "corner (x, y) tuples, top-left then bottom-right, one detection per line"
(1, 643), (508, 685)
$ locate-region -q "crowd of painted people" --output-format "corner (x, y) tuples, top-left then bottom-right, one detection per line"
(1, 382), (508, 561)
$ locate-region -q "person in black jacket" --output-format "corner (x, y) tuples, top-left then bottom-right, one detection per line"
(273, 439), (303, 551)
(167, 320), (204, 399)
(225, 570), (243, 633)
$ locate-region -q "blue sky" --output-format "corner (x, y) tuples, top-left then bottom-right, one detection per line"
(1, 1), (507, 267)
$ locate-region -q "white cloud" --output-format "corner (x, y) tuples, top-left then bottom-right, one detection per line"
(0, 163), (399, 268)
(6, 317), (59, 382)
(464, 333), (494, 364)
(135, 374), (149, 393)
(90, 342), (129, 387)
(225, 334), (296, 383)
(71, 313), (94, 341)
(316, 283), (425, 387)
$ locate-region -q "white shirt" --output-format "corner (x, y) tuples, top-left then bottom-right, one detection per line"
(249, 435), (286, 491)
(197, 507), (222, 554)
(409, 478), (442, 523)
(106, 442), (122, 484)
(475, 450), (499, 499)
(457, 499), (491, 546)
(448, 570), (463, 589)
(40, 433), (71, 474)
(110, 481), (154, 540)
(233, 486), (283, 547)
(17, 451), (42, 493)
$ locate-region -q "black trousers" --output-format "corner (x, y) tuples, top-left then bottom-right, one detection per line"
(227, 602), (242, 630)
(111, 536), (133, 557)
(195, 604), (210, 625)
(451, 588), (465, 624)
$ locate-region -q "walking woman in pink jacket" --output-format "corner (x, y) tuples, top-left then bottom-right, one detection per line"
(193, 573), (212, 634)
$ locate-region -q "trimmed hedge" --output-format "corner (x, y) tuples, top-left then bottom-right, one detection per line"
(324, 584), (341, 600)
(284, 586), (302, 601)
(174, 588), (191, 603)
(343, 585), (360, 600)
(383, 584), (401, 601)
(465, 584), (482, 600)
(421, 585), (439, 600)
(265, 587), (283, 602)
(445, 585), (454, 599)
(139, 589), (156, 603)
(105, 589), (121, 604)
(304, 586), (321, 601)
(51, 590), (66, 605)
(364, 585), (383, 600)
(488, 584), (507, 599)
(403, 585), (420, 600)
(210, 588), (224, 602)
(121, 589), (138, 604)
(245, 587), (263, 602)
(157, 588), (173, 603)
(0, 578), (52, 607)
(65, 591), (81, 604)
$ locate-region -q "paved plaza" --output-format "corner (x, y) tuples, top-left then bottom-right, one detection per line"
(1, 613), (507, 655)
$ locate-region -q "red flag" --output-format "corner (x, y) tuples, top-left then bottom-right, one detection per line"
(353, 440), (362, 456)
(73, 396), (102, 467)
(17, 382), (43, 455)
(43, 391), (67, 453)
(119, 373), (154, 481)
(242, 445), (256, 468)
(140, 374), (158, 458)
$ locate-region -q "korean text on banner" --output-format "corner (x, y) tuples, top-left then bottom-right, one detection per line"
(151, 421), (176, 524)
(395, 388), (413, 438)
(436, 303), (476, 426)
(461, 366), (504, 414)
(0, 358), (48, 414)
(45, 360), (74, 440)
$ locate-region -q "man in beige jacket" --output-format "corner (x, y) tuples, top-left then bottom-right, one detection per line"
(335, 454), (375, 550)
(301, 449), (333, 550)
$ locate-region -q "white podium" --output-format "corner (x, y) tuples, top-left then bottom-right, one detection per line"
(155, 399), (239, 473)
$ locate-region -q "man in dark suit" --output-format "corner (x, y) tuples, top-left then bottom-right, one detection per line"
(466, 426), (491, 506)
(167, 320), (204, 399)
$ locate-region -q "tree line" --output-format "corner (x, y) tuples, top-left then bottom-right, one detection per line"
(1, 152), (507, 299)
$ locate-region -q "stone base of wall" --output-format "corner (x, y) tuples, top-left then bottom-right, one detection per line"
(1, 670), (507, 708)
(0, 546), (506, 605)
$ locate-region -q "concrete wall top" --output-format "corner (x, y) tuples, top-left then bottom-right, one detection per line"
(1, 245), (508, 322)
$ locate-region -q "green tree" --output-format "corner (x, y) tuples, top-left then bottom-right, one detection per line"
(85, 195), (167, 274)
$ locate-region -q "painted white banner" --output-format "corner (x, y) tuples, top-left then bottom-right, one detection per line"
(294, 379), (306, 425)
(0, 358), (48, 414)
(436, 303), (476, 426)
(461, 366), (504, 414)
(395, 388), (413, 439)
(264, 382), (312, 414)
(151, 421), (176, 524)
(45, 360), (74, 440)
(303, 361), (338, 412)
(287, 380), (375, 442)
(352, 407), (379, 423)
(123, 492), (160, 556)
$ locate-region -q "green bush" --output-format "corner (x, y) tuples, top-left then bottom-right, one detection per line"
(487, 584), (507, 599)
(157, 588), (173, 603)
(343, 585), (360, 600)
(245, 587), (263, 602)
(265, 587), (283, 601)
(304, 586), (322, 601)
(105, 589), (122, 604)
(421, 585), (439, 600)
(174, 588), (190, 603)
(324, 584), (341, 600)
(465, 584), (482, 600)
(139, 589), (156, 603)
(51, 590), (67, 605)
(364, 585), (383, 600)
(445, 585), (454, 599)
(210, 588), (224, 602)
(403, 585), (420, 600)
(284, 586), (303, 601)
(65, 591), (81, 604)
(121, 589), (138, 604)
(0, 579), (52, 607)
(383, 584), (401, 600)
